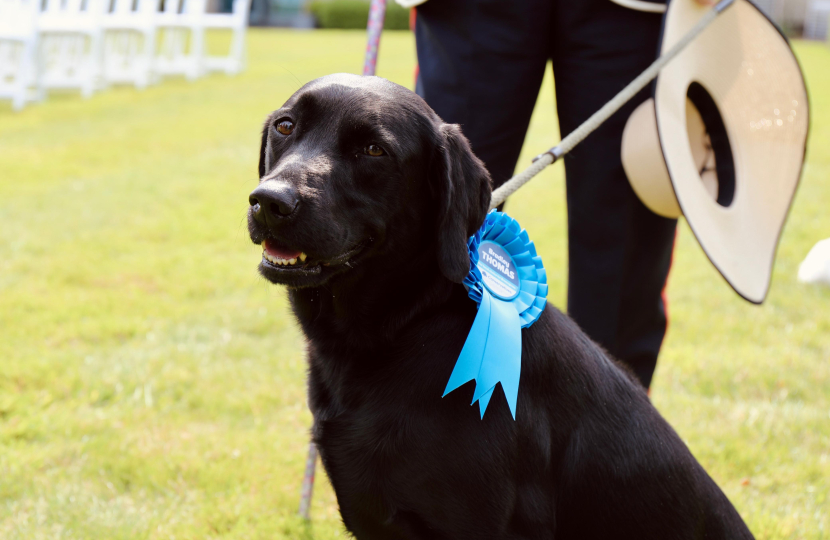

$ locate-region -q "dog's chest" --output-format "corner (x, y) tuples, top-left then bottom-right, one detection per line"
(309, 361), (428, 535)
(308, 349), (425, 482)
(306, 346), (525, 538)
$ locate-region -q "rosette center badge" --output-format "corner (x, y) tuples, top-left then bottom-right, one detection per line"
(443, 211), (549, 420)
(478, 241), (521, 301)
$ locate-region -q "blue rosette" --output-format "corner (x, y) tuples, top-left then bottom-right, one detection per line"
(443, 211), (548, 420)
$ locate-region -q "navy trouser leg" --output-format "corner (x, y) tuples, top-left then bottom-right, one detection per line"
(550, 0), (675, 388)
(415, 0), (676, 388)
(415, 0), (551, 188)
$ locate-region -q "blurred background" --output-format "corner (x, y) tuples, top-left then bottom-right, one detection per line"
(1, 0), (828, 539)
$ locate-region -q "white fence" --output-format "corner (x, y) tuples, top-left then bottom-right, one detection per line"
(0, 0), (250, 111)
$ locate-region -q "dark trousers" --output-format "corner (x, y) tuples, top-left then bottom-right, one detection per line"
(415, 0), (677, 388)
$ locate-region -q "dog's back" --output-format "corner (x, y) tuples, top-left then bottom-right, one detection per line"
(526, 307), (753, 539)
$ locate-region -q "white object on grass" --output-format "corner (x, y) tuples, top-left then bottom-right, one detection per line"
(798, 239), (830, 286)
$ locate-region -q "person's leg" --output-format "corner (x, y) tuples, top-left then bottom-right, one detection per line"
(415, 0), (551, 189)
(551, 0), (676, 388)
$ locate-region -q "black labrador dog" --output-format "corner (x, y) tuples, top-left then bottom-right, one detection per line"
(247, 74), (754, 540)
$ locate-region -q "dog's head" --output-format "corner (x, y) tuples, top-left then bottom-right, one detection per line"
(248, 74), (491, 289)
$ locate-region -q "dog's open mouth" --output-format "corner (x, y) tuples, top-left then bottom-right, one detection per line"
(261, 240), (309, 268)
(259, 238), (368, 285)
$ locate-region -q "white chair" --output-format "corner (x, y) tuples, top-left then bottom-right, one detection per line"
(155, 0), (248, 80)
(201, 0), (250, 76)
(805, 0), (830, 41)
(37, 0), (107, 98)
(0, 0), (41, 110)
(101, 0), (161, 89)
(155, 0), (205, 80)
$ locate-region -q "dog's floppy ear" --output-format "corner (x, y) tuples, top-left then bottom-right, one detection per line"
(434, 123), (493, 283)
(258, 119), (270, 179)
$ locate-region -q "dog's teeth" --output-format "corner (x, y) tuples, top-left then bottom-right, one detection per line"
(262, 248), (305, 267)
(261, 241), (267, 249)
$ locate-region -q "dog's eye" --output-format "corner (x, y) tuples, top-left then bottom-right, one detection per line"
(364, 144), (385, 157)
(276, 120), (294, 136)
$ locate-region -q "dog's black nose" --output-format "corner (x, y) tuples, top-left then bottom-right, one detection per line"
(249, 182), (300, 223)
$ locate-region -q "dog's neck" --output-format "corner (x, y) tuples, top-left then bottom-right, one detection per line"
(288, 241), (459, 354)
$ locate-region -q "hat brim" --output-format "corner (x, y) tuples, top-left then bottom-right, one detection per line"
(652, 0), (809, 303)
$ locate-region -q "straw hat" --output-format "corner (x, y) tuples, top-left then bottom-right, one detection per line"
(621, 0), (809, 303)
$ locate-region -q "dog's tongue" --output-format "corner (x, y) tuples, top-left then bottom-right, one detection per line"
(265, 239), (302, 260)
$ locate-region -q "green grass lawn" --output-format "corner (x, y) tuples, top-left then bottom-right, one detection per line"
(0, 29), (828, 539)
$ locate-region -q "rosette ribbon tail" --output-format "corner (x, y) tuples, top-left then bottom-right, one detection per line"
(443, 289), (522, 419)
